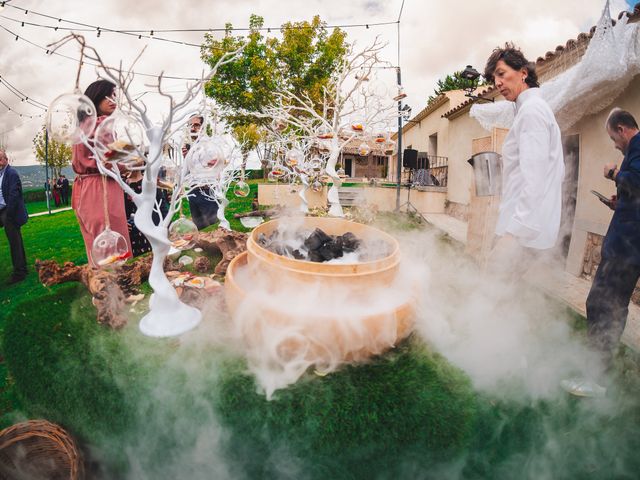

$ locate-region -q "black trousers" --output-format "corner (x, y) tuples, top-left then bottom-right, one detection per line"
(586, 255), (640, 366)
(0, 208), (27, 277)
(188, 188), (219, 230)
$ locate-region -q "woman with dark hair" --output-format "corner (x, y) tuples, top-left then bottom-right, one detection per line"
(71, 79), (132, 266)
(483, 43), (564, 270)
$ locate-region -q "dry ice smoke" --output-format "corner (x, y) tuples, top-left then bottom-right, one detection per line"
(230, 219), (418, 398)
(90, 212), (629, 479)
(399, 228), (603, 398)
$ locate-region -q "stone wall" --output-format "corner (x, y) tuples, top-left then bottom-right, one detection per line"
(581, 232), (640, 305)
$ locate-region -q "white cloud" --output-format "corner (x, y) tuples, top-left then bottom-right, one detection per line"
(0, 0), (630, 165)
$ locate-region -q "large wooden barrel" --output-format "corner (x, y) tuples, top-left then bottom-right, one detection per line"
(225, 217), (414, 366)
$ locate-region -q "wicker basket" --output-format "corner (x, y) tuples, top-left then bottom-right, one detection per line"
(0, 420), (83, 480)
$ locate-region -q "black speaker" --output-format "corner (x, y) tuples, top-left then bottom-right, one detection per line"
(403, 148), (418, 169)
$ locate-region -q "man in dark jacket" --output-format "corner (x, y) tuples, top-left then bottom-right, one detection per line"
(587, 108), (640, 369)
(0, 149), (28, 284)
(61, 175), (70, 205)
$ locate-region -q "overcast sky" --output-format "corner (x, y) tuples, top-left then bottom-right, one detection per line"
(0, 0), (634, 166)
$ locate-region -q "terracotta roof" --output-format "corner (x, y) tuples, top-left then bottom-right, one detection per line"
(441, 85), (498, 119)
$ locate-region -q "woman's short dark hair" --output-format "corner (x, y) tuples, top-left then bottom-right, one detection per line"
(84, 79), (116, 114)
(484, 43), (539, 88)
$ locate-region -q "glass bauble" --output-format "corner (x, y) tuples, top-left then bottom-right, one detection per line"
(309, 157), (323, 171)
(169, 217), (198, 250)
(186, 136), (226, 182)
(46, 92), (97, 145)
(271, 167), (286, 179)
(234, 181), (251, 198)
(95, 111), (147, 167)
(285, 148), (303, 167)
(358, 142), (371, 156)
(337, 167), (346, 176)
(311, 180), (323, 192)
(92, 227), (130, 269)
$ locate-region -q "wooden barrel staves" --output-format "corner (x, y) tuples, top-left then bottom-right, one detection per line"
(0, 420), (83, 480)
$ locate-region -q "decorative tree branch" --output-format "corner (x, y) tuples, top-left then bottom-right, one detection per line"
(46, 34), (243, 337)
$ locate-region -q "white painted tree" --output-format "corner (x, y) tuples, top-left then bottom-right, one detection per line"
(259, 37), (397, 216)
(47, 34), (240, 337)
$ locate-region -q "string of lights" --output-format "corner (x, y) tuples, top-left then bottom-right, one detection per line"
(0, 97), (45, 118)
(1, 2), (397, 36)
(0, 14), (203, 48)
(0, 24), (203, 81)
(0, 75), (48, 109)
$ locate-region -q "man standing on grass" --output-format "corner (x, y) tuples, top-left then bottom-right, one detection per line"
(0, 149), (28, 284)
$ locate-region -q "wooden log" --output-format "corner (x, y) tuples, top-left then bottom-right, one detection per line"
(34, 229), (248, 327)
(35, 260), (129, 329)
(233, 208), (279, 219)
(195, 228), (248, 275)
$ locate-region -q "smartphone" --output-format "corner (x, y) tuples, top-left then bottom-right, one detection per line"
(591, 190), (613, 208)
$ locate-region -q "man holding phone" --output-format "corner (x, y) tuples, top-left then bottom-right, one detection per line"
(579, 108), (640, 393)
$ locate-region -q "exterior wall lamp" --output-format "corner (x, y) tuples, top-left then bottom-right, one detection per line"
(461, 65), (494, 103)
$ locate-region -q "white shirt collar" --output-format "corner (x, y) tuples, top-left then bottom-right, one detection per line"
(515, 87), (540, 111)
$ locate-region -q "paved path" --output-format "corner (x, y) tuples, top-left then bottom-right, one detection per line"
(29, 206), (72, 217)
(423, 213), (640, 352)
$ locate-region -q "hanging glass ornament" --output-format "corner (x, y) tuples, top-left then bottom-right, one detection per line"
(169, 217), (198, 250)
(95, 110), (147, 168)
(285, 148), (303, 167)
(234, 180), (251, 198)
(267, 171), (278, 182)
(358, 142), (371, 156)
(309, 157), (323, 171)
(187, 136), (226, 182)
(337, 166), (346, 176)
(92, 227), (130, 268)
(271, 167), (286, 179)
(311, 179), (323, 192)
(46, 91), (97, 145)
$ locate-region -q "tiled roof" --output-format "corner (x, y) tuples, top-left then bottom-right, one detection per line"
(441, 85), (497, 119)
(441, 2), (640, 120)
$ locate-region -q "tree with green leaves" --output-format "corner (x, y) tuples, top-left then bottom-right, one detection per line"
(32, 125), (72, 178)
(427, 71), (487, 104)
(201, 14), (349, 174)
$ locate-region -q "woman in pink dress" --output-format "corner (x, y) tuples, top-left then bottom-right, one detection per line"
(71, 80), (131, 266)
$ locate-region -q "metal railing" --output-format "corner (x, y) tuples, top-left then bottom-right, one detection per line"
(405, 154), (448, 187)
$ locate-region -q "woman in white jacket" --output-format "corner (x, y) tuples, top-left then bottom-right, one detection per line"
(483, 43), (565, 273)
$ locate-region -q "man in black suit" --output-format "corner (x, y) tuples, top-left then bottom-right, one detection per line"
(0, 149), (28, 284)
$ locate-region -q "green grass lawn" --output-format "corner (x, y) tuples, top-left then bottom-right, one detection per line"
(3, 186), (640, 478)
